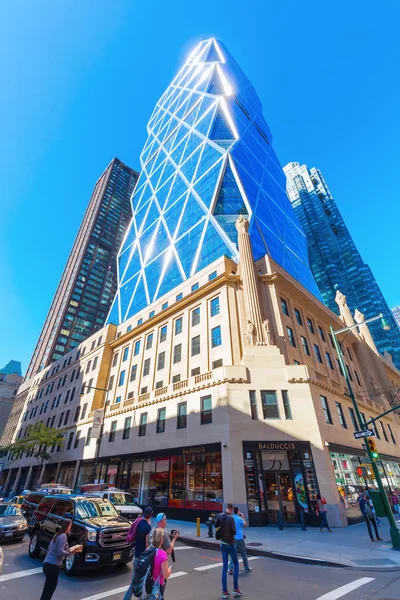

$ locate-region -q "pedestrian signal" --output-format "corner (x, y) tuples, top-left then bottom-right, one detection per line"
(367, 438), (379, 459)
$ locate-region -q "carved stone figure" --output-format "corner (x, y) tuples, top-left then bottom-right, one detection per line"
(354, 309), (364, 324)
(263, 319), (273, 346)
(335, 290), (347, 307)
(235, 215), (249, 234)
(245, 320), (255, 346)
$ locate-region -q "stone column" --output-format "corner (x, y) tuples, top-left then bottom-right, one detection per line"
(38, 464), (46, 487)
(24, 466), (33, 491)
(10, 468), (22, 496)
(335, 290), (359, 336)
(71, 460), (80, 490)
(54, 462), (62, 482)
(354, 309), (379, 354)
(236, 216), (264, 345)
(3, 469), (13, 496)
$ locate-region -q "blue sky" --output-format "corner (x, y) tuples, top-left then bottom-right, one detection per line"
(1, 1), (399, 373)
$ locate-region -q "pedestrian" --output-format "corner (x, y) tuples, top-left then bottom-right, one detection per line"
(215, 503), (243, 598)
(150, 527), (172, 599)
(123, 507), (153, 600)
(228, 507), (252, 575)
(392, 491), (399, 514)
(316, 494), (332, 532)
(150, 513), (179, 556)
(39, 519), (81, 600)
(360, 493), (382, 542)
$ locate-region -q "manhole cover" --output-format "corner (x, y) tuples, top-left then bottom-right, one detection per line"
(247, 542), (263, 547)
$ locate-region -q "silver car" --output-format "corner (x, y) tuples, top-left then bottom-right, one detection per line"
(0, 503), (27, 542)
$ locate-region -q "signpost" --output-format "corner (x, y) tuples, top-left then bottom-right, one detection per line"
(353, 429), (375, 440)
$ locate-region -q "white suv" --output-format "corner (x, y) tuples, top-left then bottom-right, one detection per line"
(85, 489), (142, 521)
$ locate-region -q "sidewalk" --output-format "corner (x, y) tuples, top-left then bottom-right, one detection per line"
(167, 516), (400, 571)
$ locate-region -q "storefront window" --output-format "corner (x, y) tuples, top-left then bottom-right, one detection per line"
(170, 456), (185, 507)
(244, 451), (260, 513)
(204, 452), (223, 511)
(185, 454), (204, 509)
(105, 464), (118, 486)
(129, 461), (143, 503)
(148, 458), (169, 506)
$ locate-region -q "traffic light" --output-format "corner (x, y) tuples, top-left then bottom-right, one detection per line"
(367, 438), (379, 459)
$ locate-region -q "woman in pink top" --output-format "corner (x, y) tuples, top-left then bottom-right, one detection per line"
(152, 528), (172, 597)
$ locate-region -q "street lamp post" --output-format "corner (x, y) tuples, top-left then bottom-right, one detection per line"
(80, 385), (109, 484)
(330, 314), (400, 549)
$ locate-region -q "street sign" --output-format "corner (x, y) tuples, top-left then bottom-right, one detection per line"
(354, 429), (375, 439)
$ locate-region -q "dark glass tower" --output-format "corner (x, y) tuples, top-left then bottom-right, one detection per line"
(284, 162), (400, 368)
(107, 39), (320, 325)
(26, 158), (138, 379)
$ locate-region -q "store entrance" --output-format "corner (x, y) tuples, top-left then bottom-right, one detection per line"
(264, 471), (297, 525)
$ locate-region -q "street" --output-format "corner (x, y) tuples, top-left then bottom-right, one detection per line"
(1, 537), (400, 600)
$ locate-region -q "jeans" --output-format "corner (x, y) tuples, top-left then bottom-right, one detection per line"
(320, 512), (330, 530)
(123, 557), (140, 600)
(220, 543), (238, 592)
(229, 538), (249, 571)
(40, 563), (59, 600)
(365, 516), (379, 540)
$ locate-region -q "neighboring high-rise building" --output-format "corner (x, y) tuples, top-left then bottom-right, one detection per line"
(107, 38), (319, 326)
(25, 158), (138, 380)
(392, 307), (400, 329)
(0, 361), (23, 442)
(284, 162), (400, 368)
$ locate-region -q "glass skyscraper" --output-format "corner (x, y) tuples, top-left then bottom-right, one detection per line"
(108, 38), (320, 325)
(26, 158), (138, 379)
(284, 162), (400, 368)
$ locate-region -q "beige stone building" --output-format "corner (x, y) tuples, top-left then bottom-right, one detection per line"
(2, 221), (400, 528)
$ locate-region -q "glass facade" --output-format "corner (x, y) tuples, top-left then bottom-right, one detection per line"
(284, 162), (400, 369)
(108, 38), (320, 325)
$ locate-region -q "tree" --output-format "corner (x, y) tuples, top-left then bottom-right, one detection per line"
(1, 423), (65, 468)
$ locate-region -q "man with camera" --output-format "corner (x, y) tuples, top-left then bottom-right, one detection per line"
(228, 506), (252, 575)
(150, 512), (179, 556)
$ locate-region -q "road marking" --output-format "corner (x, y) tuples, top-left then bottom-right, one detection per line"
(315, 577), (375, 600)
(194, 556), (259, 571)
(0, 567), (43, 582)
(79, 572), (188, 600)
(173, 545), (195, 550)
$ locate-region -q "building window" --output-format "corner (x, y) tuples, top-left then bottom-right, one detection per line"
(81, 403), (88, 420)
(173, 344), (182, 364)
(85, 361), (92, 374)
(345, 365), (353, 381)
(212, 359), (223, 369)
(211, 326), (222, 348)
(157, 408), (166, 433)
(320, 395), (332, 424)
(281, 298), (289, 316)
(74, 431), (81, 449)
(318, 326), (326, 342)
(249, 390), (258, 420)
(294, 308), (302, 325)
(201, 395), (212, 425)
(387, 423), (396, 444)
(210, 297), (220, 317)
(140, 386), (148, 395)
(360, 412), (367, 427)
(143, 358), (151, 377)
(209, 270), (217, 280)
(146, 333), (153, 350)
(192, 307), (201, 326)
(149, 310), (155, 318)
(123, 417), (131, 440)
(314, 344), (323, 363)
(130, 365), (137, 382)
(58, 413), (64, 428)
(293, 360), (300, 365)
(112, 353), (119, 368)
(122, 347), (129, 362)
(160, 326), (167, 343)
(139, 413), (147, 436)
(191, 282), (199, 292)
(162, 302), (168, 310)
(301, 336), (310, 356)
(172, 374), (181, 383)
(349, 407), (358, 431)
(176, 293), (183, 301)
(157, 352), (165, 370)
(127, 325), (132, 333)
(74, 406), (80, 422)
(307, 318), (315, 334)
(328, 334), (335, 349)
(175, 317), (183, 335)
(191, 367), (200, 376)
(177, 402), (187, 429)
(67, 432), (74, 450)
(109, 421), (117, 442)
(137, 318), (143, 325)
(118, 370), (126, 386)
(155, 380), (164, 390)
(92, 356), (98, 370)
(335, 402), (347, 428)
(192, 335), (200, 356)
(85, 427), (92, 446)
(336, 359), (344, 376)
(134, 340), (141, 356)
(347, 347), (353, 361)
(115, 396), (121, 404)
(287, 326), (296, 347)
(354, 370), (361, 386)
(372, 418), (380, 439)
(282, 391), (293, 420)
(261, 390), (279, 419)
(380, 421), (389, 442)
(325, 352), (334, 370)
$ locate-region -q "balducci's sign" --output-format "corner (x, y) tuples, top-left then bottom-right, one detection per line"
(258, 442), (296, 451)
(182, 446), (205, 455)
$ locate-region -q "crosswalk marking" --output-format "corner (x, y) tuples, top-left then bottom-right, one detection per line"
(78, 572), (188, 600)
(194, 556), (260, 571)
(315, 577), (375, 600)
(0, 567), (43, 582)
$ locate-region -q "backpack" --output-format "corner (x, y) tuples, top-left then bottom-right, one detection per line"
(215, 513), (227, 541)
(132, 546), (157, 599)
(127, 516), (142, 545)
(365, 501), (374, 519)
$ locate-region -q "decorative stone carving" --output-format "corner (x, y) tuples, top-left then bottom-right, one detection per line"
(263, 319), (273, 346)
(354, 309), (364, 324)
(235, 214), (249, 234)
(335, 290), (347, 307)
(245, 320), (255, 346)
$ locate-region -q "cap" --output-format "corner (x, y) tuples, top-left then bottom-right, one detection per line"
(155, 512), (166, 524)
(144, 507), (153, 518)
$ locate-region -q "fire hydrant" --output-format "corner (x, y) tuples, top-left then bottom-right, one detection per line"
(206, 515), (215, 537)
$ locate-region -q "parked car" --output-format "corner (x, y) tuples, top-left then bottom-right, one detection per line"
(21, 492), (47, 521)
(28, 494), (133, 575)
(38, 483), (73, 495)
(8, 495), (27, 506)
(83, 489), (142, 521)
(0, 503), (28, 542)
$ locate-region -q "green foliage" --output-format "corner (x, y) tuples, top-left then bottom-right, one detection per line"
(1, 423), (64, 466)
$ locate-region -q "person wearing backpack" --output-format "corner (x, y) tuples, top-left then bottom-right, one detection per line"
(130, 528), (172, 600)
(363, 494), (382, 542)
(215, 503), (242, 598)
(123, 507), (153, 600)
